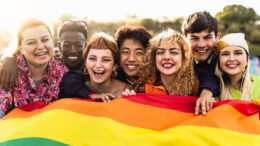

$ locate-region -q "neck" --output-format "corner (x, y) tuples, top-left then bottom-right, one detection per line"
(126, 76), (137, 85)
(28, 64), (48, 80)
(160, 73), (177, 93)
(228, 73), (243, 90)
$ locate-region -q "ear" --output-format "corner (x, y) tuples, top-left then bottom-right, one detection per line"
(18, 46), (24, 54)
(57, 41), (62, 52)
(216, 33), (220, 42)
(112, 64), (118, 72)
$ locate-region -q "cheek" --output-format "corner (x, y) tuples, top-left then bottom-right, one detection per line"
(119, 55), (127, 65)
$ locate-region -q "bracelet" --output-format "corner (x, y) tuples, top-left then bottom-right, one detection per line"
(88, 92), (96, 99)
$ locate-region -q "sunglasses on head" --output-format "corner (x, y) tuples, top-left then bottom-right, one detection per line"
(62, 20), (87, 29)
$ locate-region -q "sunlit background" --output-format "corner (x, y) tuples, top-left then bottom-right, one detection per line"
(0, 0), (260, 74)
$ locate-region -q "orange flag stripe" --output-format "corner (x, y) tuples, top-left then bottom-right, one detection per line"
(3, 98), (260, 135)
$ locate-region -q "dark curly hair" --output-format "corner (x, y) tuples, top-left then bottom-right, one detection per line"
(115, 24), (152, 49)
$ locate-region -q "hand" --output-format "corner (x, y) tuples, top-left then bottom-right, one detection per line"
(195, 89), (214, 115)
(122, 89), (136, 96)
(90, 93), (116, 102)
(0, 57), (18, 90)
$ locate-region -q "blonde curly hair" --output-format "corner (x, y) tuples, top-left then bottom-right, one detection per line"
(134, 29), (197, 96)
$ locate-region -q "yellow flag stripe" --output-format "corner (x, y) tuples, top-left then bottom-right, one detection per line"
(0, 109), (260, 146)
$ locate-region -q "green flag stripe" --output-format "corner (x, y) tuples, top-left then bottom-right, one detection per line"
(0, 137), (69, 146)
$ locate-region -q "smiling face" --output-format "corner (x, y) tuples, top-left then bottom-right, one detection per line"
(219, 45), (248, 79)
(20, 25), (54, 68)
(59, 31), (86, 70)
(85, 49), (117, 84)
(119, 39), (145, 80)
(187, 30), (219, 62)
(155, 40), (183, 78)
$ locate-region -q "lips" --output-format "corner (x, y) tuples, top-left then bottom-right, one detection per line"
(226, 64), (239, 69)
(34, 51), (48, 56)
(67, 56), (79, 61)
(162, 63), (174, 69)
(93, 70), (105, 78)
(126, 64), (137, 71)
(196, 49), (208, 55)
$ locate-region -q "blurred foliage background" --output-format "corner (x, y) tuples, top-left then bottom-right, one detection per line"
(1, 4), (260, 55)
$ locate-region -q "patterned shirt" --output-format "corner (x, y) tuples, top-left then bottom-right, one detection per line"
(0, 54), (66, 113)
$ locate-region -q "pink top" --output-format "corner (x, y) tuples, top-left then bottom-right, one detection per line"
(0, 54), (66, 113)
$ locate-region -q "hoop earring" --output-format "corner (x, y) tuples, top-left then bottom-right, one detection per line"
(83, 68), (89, 75)
(112, 70), (117, 78)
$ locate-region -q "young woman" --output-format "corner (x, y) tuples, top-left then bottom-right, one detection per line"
(0, 18), (66, 119)
(133, 29), (198, 96)
(115, 24), (152, 85)
(215, 33), (260, 101)
(60, 32), (130, 102)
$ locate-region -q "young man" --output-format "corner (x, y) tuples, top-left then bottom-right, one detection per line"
(57, 20), (88, 70)
(182, 11), (220, 115)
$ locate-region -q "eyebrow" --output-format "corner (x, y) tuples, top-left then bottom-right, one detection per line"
(136, 48), (145, 51)
(120, 47), (130, 50)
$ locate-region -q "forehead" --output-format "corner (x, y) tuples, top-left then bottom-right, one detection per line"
(187, 29), (215, 38)
(220, 45), (244, 52)
(121, 39), (143, 48)
(60, 31), (86, 42)
(159, 39), (181, 49)
(22, 25), (51, 40)
(88, 48), (113, 56)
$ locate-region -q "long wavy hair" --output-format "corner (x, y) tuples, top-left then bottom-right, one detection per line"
(135, 29), (196, 96)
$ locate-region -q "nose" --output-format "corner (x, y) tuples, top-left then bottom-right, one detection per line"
(229, 54), (235, 61)
(128, 51), (136, 62)
(163, 51), (171, 60)
(37, 41), (44, 49)
(95, 59), (102, 68)
(198, 39), (206, 48)
(69, 45), (77, 53)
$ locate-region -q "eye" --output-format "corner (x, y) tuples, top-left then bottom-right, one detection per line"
(76, 44), (83, 49)
(156, 51), (164, 55)
(191, 37), (198, 41)
(136, 51), (144, 55)
(88, 57), (96, 61)
(27, 41), (36, 45)
(170, 51), (179, 55)
(120, 50), (129, 55)
(103, 59), (112, 62)
(42, 38), (49, 42)
(63, 44), (71, 49)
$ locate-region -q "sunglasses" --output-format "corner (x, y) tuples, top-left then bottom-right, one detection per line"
(62, 20), (87, 30)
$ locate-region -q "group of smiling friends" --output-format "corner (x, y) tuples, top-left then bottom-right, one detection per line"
(0, 10), (259, 119)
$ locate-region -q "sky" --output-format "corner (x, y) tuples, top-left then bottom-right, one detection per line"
(0, 0), (259, 38)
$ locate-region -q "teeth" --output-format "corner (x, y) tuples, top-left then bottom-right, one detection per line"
(163, 64), (173, 67)
(127, 65), (136, 69)
(227, 64), (238, 67)
(35, 52), (47, 56)
(198, 50), (206, 53)
(68, 56), (78, 60)
(94, 70), (104, 74)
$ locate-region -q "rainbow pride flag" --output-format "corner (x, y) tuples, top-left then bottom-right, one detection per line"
(0, 94), (260, 145)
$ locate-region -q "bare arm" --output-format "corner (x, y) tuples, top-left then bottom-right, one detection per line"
(0, 56), (18, 90)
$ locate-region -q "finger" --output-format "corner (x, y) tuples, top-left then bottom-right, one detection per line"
(107, 93), (115, 99)
(209, 100), (213, 110)
(206, 100), (210, 111)
(122, 91), (128, 96)
(195, 99), (201, 115)
(101, 96), (107, 102)
(201, 101), (206, 115)
(125, 89), (131, 95)
(130, 90), (136, 95)
(104, 95), (111, 102)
